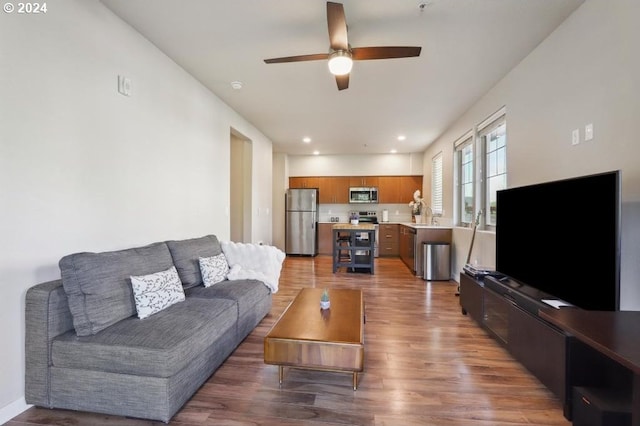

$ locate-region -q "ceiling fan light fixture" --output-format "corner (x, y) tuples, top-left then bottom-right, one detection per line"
(328, 50), (353, 75)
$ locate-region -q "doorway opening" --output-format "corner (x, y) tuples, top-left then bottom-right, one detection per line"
(230, 129), (252, 242)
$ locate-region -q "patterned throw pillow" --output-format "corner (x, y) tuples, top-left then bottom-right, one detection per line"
(130, 266), (185, 319)
(199, 254), (229, 287)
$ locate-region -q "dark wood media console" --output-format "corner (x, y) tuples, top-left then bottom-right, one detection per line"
(461, 272), (638, 424)
(540, 309), (638, 425)
(459, 272), (569, 407)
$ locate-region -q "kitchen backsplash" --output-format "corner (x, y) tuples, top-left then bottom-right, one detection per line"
(319, 203), (453, 226)
(319, 204), (412, 223)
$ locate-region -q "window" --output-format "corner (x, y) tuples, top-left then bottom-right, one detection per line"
(453, 108), (507, 229)
(431, 152), (443, 215)
(455, 133), (474, 226)
(479, 111), (507, 227)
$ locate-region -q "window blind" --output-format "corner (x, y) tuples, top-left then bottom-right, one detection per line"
(431, 152), (443, 215)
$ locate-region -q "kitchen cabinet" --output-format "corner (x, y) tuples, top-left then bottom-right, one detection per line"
(377, 177), (401, 203)
(399, 176), (423, 203)
(378, 224), (399, 256)
(349, 176), (379, 187)
(377, 176), (423, 203)
(399, 225), (452, 276)
(399, 225), (416, 272)
(289, 177), (319, 189)
(318, 177), (349, 204)
(289, 175), (422, 203)
(318, 223), (334, 255)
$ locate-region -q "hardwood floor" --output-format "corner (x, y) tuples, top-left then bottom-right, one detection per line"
(8, 256), (570, 426)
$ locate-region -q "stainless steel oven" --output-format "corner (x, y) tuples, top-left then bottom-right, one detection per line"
(354, 211), (379, 258)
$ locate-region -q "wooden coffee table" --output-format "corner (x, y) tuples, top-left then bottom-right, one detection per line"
(264, 288), (365, 390)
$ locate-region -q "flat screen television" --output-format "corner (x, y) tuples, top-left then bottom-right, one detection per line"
(495, 170), (621, 311)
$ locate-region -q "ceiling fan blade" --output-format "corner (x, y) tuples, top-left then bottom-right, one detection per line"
(335, 74), (349, 91)
(327, 2), (348, 51)
(264, 53), (329, 64)
(351, 46), (422, 60)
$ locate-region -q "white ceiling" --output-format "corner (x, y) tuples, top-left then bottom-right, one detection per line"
(100, 0), (584, 156)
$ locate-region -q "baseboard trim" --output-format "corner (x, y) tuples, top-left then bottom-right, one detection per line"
(0, 397), (30, 424)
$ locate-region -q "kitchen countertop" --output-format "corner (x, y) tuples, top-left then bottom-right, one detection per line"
(396, 223), (453, 230)
(376, 222), (452, 229)
(332, 223), (376, 230)
(320, 221), (452, 230)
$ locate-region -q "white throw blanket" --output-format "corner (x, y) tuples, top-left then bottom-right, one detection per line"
(220, 241), (285, 293)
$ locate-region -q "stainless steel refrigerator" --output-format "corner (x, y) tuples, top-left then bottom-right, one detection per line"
(285, 188), (318, 256)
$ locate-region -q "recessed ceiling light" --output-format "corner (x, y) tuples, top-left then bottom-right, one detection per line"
(313, 150), (320, 155)
(230, 81), (243, 90)
(397, 135), (406, 141)
(390, 149), (398, 154)
(302, 137), (311, 143)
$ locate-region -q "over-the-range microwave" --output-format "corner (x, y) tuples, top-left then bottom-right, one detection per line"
(349, 187), (378, 204)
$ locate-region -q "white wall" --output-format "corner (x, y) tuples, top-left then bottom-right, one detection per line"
(272, 153), (288, 250)
(287, 153), (424, 176)
(0, 0), (273, 420)
(424, 0), (640, 309)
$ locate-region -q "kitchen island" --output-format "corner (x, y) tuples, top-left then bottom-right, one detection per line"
(397, 224), (452, 277)
(332, 224), (376, 274)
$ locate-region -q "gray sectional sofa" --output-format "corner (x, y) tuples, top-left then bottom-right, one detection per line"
(25, 234), (273, 423)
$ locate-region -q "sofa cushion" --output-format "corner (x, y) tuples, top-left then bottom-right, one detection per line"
(131, 266), (186, 319)
(166, 235), (221, 289)
(187, 279), (272, 340)
(199, 254), (229, 287)
(60, 242), (174, 336)
(51, 297), (238, 378)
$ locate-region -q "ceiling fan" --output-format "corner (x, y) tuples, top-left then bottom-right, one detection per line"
(264, 1), (422, 90)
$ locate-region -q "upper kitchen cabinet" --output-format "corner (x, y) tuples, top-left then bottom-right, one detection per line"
(378, 176), (401, 203)
(289, 177), (319, 189)
(289, 175), (422, 203)
(378, 176), (423, 203)
(318, 177), (349, 204)
(399, 176), (423, 202)
(349, 176), (379, 187)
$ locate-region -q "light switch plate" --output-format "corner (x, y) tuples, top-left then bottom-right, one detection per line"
(585, 123), (593, 141)
(572, 129), (580, 145)
(118, 75), (132, 97)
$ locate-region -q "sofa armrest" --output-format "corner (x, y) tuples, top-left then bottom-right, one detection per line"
(25, 279), (74, 407)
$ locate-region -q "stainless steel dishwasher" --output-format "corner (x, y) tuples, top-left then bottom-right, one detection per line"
(399, 225), (418, 274)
